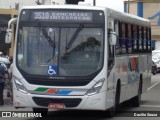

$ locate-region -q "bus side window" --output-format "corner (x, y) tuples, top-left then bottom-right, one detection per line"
(143, 27), (147, 52)
(127, 24), (132, 54)
(114, 20), (121, 55)
(133, 25), (138, 53)
(138, 26), (143, 52)
(146, 28), (149, 52)
(121, 23), (127, 54)
(148, 28), (151, 52)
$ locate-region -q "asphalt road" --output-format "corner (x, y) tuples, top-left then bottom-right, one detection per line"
(0, 74), (160, 120)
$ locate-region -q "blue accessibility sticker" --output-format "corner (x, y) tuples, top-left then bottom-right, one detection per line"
(48, 65), (58, 75)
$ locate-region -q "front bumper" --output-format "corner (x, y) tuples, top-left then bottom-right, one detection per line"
(13, 88), (107, 111)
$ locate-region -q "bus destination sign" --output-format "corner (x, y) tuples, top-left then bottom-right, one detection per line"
(30, 11), (93, 22)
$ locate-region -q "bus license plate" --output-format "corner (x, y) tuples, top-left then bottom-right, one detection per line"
(48, 103), (65, 109)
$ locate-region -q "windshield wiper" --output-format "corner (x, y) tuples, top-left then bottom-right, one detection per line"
(41, 28), (56, 63)
(36, 21), (55, 50)
(36, 21), (55, 48)
(35, 21), (57, 63)
(41, 28), (55, 48)
(66, 24), (84, 50)
(46, 31), (56, 63)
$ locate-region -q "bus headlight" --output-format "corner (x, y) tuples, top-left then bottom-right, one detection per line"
(85, 78), (105, 96)
(13, 76), (28, 94)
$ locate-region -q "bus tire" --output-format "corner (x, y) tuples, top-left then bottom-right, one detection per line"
(33, 108), (48, 117)
(152, 68), (157, 75)
(132, 81), (142, 107)
(107, 81), (121, 117)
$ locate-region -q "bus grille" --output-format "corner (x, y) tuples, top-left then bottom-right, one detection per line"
(32, 97), (82, 108)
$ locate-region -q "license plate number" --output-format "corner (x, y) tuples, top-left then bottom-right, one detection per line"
(48, 103), (65, 109)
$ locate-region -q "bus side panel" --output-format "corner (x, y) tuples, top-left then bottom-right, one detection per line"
(142, 54), (152, 93)
(114, 55), (128, 103)
(122, 55), (139, 102)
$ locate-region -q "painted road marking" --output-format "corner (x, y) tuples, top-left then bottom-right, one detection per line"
(147, 82), (159, 91)
(141, 105), (160, 108)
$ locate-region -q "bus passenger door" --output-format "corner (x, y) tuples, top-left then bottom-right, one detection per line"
(107, 18), (122, 109)
(107, 18), (116, 91)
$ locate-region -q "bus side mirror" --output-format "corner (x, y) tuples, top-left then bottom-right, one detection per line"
(5, 18), (17, 43)
(109, 31), (117, 46)
(5, 29), (12, 43)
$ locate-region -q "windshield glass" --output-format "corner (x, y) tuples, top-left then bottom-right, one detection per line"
(17, 25), (104, 76)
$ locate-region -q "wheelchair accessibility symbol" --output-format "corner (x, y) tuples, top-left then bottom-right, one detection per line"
(48, 65), (57, 75)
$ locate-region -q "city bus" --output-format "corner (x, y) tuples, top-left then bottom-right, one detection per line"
(6, 5), (151, 116)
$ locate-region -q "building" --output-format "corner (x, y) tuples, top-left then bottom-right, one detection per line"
(124, 0), (160, 50)
(0, 9), (18, 56)
(0, 0), (36, 9)
(0, 0), (65, 9)
(0, 0), (37, 56)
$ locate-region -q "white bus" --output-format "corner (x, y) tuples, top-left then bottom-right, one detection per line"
(7, 5), (151, 116)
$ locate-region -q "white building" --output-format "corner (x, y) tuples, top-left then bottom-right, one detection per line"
(0, 0), (124, 12)
(0, 0), (65, 9)
(0, 0), (36, 9)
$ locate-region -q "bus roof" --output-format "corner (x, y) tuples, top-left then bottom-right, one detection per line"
(21, 5), (106, 11)
(108, 8), (150, 27)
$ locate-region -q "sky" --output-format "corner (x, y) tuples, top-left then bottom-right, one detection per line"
(85, 0), (125, 12)
(0, 0), (125, 12)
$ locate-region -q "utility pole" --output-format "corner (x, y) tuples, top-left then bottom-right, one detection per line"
(35, 0), (41, 5)
(93, 0), (96, 6)
(128, 0), (130, 13)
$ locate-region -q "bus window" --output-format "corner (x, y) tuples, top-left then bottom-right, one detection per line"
(143, 27), (147, 52)
(148, 28), (151, 52)
(139, 26), (142, 52)
(114, 20), (121, 55)
(60, 28), (103, 76)
(121, 23), (126, 54)
(133, 25), (138, 53)
(128, 24), (132, 53)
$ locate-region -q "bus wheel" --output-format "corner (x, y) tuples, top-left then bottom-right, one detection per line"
(152, 68), (157, 75)
(33, 108), (48, 117)
(132, 82), (142, 107)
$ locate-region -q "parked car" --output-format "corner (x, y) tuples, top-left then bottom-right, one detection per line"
(152, 50), (160, 74)
(155, 60), (160, 72)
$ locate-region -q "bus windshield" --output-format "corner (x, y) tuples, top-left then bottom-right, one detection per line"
(17, 24), (104, 76)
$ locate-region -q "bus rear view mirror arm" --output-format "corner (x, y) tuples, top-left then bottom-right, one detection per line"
(109, 31), (117, 46)
(5, 18), (17, 43)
